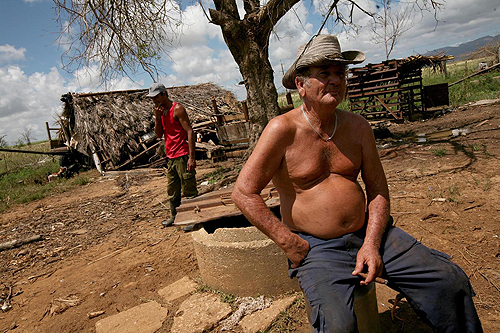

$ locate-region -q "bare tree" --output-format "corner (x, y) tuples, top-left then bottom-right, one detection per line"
(20, 127), (36, 146)
(53, 0), (443, 142)
(466, 36), (500, 64)
(0, 135), (8, 148)
(369, 0), (416, 60)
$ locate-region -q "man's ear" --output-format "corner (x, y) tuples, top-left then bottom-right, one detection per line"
(295, 77), (306, 98)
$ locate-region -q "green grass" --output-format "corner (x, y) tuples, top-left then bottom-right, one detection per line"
(431, 148), (447, 157)
(206, 166), (229, 184)
(0, 141), (95, 213)
(196, 283), (237, 305)
(422, 56), (500, 106)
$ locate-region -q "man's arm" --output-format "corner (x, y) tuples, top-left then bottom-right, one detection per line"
(173, 104), (196, 171)
(352, 117), (390, 285)
(154, 106), (164, 139)
(232, 117), (309, 268)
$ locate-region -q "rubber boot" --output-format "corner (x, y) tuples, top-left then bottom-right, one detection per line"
(161, 203), (177, 227)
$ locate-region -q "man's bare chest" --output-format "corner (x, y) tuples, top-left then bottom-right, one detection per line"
(282, 141), (361, 187)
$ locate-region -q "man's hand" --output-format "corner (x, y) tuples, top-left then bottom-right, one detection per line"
(352, 243), (383, 285)
(284, 234), (310, 269)
(187, 157), (196, 172)
(154, 106), (165, 117)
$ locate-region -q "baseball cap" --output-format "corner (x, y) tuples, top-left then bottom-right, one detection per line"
(147, 82), (167, 97)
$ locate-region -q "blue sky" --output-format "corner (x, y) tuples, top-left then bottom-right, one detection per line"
(0, 0), (499, 145)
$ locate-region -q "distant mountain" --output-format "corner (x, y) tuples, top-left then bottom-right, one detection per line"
(424, 35), (500, 60)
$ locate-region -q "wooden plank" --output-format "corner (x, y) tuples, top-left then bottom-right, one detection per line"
(348, 88), (402, 99)
(192, 120), (215, 129)
(374, 95), (401, 119)
(352, 102), (400, 112)
(174, 182), (279, 226)
(113, 141), (161, 170)
(347, 76), (398, 87)
(348, 82), (400, 94)
(223, 114), (247, 122)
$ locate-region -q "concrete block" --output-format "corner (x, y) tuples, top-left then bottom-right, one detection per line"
(239, 295), (297, 333)
(95, 301), (167, 333)
(171, 293), (232, 333)
(192, 226), (300, 296)
(158, 276), (198, 302)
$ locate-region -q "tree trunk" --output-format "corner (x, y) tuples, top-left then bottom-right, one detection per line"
(210, 0), (299, 144)
(223, 26), (280, 144)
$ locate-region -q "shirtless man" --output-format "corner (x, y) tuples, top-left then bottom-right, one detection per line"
(232, 35), (482, 332)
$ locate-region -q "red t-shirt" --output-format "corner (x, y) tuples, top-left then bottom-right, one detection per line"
(161, 102), (189, 159)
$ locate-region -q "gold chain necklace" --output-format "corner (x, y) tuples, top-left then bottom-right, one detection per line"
(301, 105), (338, 141)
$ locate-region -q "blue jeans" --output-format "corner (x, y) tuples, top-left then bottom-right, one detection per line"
(289, 219), (482, 333)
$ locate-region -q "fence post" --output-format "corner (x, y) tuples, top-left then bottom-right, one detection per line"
(241, 101), (249, 122)
(211, 97), (223, 126)
(286, 91), (293, 106)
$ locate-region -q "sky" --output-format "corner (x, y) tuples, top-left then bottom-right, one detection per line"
(0, 0), (499, 145)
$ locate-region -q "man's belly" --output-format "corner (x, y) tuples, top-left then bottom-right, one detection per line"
(280, 175), (366, 239)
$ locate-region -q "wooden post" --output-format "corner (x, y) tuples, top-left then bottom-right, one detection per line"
(45, 122), (52, 141)
(441, 61), (447, 79)
(211, 97), (223, 126)
(286, 91), (293, 106)
(241, 100), (249, 122)
(408, 91), (414, 122)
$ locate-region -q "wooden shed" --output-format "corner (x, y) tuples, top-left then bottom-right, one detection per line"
(347, 55), (453, 122)
(57, 83), (243, 172)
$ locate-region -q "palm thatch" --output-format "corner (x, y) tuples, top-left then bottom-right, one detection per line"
(59, 83), (240, 169)
(399, 54), (455, 72)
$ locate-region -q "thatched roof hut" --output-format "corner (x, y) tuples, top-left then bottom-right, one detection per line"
(59, 83), (241, 170)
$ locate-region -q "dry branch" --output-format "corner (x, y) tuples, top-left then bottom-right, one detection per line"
(0, 235), (43, 252)
(87, 249), (122, 265)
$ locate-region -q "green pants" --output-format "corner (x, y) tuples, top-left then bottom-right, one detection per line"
(167, 155), (198, 209)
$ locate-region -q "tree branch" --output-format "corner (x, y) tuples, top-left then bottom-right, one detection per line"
(212, 0), (240, 20)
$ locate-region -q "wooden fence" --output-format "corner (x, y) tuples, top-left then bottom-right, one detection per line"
(347, 60), (424, 122)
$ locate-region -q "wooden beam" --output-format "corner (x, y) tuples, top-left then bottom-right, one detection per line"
(113, 141), (161, 170)
(374, 96), (401, 119)
(449, 63), (500, 87)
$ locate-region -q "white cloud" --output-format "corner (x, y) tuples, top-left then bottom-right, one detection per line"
(178, 5), (222, 45)
(0, 66), (66, 144)
(0, 63), (142, 145)
(0, 45), (27, 64)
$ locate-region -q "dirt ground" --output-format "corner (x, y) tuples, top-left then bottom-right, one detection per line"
(1, 101), (499, 333)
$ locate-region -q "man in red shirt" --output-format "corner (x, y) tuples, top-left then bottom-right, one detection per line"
(148, 83), (198, 227)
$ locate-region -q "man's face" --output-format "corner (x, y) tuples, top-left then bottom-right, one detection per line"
(152, 92), (164, 107)
(298, 64), (347, 106)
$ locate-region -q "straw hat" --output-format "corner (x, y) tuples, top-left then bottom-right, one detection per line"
(282, 35), (366, 89)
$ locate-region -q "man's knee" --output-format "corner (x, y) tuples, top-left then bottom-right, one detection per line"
(309, 302), (357, 333)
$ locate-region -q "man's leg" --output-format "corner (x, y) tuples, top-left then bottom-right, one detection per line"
(163, 158), (182, 226)
(381, 226), (483, 333)
(177, 155), (198, 198)
(289, 233), (362, 333)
